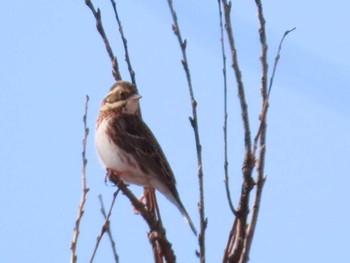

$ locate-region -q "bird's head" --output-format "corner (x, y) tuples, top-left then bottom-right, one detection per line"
(99, 81), (141, 114)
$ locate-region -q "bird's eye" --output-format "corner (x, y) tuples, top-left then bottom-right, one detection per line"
(118, 91), (126, 99)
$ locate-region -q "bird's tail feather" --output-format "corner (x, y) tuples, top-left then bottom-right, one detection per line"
(176, 200), (197, 236)
(162, 188), (197, 235)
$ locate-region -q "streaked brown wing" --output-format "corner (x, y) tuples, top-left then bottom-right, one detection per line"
(108, 114), (178, 196)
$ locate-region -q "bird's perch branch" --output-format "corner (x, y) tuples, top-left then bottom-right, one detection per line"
(84, 1), (169, 261)
(107, 171), (176, 263)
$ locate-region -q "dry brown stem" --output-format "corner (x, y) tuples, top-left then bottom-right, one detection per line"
(165, 1), (205, 261)
(85, 0), (122, 81)
(84, 1), (168, 261)
(110, 0), (136, 85)
(217, 0), (236, 216)
(107, 171), (176, 263)
(98, 194), (119, 263)
(90, 190), (120, 262)
(220, 0), (294, 261)
(144, 188), (166, 263)
(244, 27), (295, 263)
(220, 1), (255, 262)
(70, 95), (90, 263)
(234, 2), (268, 262)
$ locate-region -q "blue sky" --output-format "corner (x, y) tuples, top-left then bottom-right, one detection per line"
(1, 1), (349, 262)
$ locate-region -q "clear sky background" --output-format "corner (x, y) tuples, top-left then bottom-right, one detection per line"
(1, 1), (349, 262)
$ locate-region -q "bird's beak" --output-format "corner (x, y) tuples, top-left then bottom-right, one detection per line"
(131, 94), (142, 100)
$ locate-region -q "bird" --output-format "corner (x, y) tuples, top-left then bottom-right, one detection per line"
(95, 80), (197, 235)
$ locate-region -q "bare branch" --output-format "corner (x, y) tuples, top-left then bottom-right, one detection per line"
(165, 1), (205, 261)
(71, 95), (90, 263)
(110, 0), (136, 85)
(252, 27), (296, 156)
(98, 194), (119, 263)
(221, 0), (252, 153)
(85, 0), (122, 81)
(144, 188), (166, 263)
(107, 171), (176, 263)
(267, 27), (296, 98)
(90, 190), (120, 263)
(244, 27), (295, 263)
(255, 0), (268, 101)
(217, 0), (236, 216)
(222, 218), (238, 262)
(220, 1), (256, 261)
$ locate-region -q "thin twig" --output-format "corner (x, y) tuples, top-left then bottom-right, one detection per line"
(221, 1), (252, 153)
(107, 171), (176, 263)
(252, 27), (296, 156)
(221, 1), (256, 262)
(108, 0), (141, 116)
(218, 0), (236, 216)
(252, 0), (270, 166)
(90, 190), (120, 263)
(243, 27), (295, 263)
(70, 95), (90, 263)
(255, 0), (268, 101)
(98, 194), (119, 263)
(165, 1), (205, 261)
(110, 0), (136, 85)
(85, 0), (122, 81)
(268, 27), (296, 97)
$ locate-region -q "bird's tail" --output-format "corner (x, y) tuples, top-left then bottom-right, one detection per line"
(175, 199), (198, 236)
(161, 188), (197, 235)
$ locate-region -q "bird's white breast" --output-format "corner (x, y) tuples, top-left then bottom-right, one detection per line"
(95, 117), (130, 171)
(95, 117), (151, 186)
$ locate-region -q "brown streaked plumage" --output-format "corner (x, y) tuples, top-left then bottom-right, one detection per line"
(95, 81), (197, 235)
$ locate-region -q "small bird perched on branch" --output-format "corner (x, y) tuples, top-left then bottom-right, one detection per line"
(95, 81), (197, 235)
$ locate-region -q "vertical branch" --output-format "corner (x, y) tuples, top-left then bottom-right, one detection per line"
(245, 27), (295, 263)
(217, 0), (235, 215)
(221, 1), (252, 152)
(220, 1), (255, 262)
(253, 27), (296, 155)
(98, 194), (120, 263)
(253, 4), (268, 233)
(110, 0), (137, 85)
(255, 0), (268, 101)
(247, 4), (269, 261)
(90, 190), (120, 263)
(165, 1), (206, 262)
(85, 0), (122, 81)
(70, 95), (90, 263)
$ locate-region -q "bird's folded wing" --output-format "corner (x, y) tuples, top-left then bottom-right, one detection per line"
(109, 114), (178, 192)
